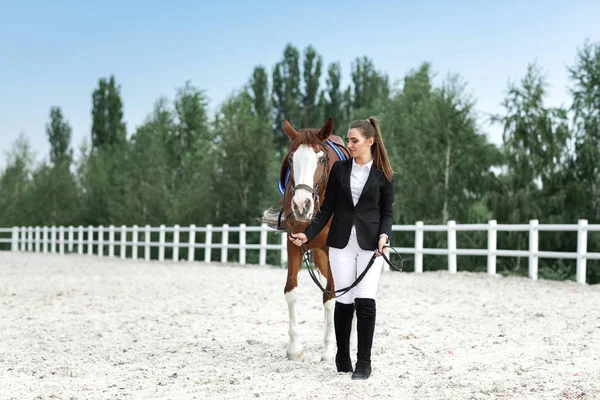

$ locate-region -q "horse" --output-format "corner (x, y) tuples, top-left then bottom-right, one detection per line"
(263, 117), (350, 362)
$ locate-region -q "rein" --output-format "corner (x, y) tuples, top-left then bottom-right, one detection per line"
(287, 218), (403, 299)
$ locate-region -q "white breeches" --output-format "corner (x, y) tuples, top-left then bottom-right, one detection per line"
(328, 229), (383, 304)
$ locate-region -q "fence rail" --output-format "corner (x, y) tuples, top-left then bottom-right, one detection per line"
(1, 219), (598, 284)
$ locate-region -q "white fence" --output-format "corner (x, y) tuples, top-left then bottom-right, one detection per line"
(1, 219), (599, 284)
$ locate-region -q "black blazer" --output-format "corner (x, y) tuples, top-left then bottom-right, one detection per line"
(304, 158), (394, 251)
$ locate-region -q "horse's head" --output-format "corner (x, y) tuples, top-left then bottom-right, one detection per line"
(282, 118), (334, 223)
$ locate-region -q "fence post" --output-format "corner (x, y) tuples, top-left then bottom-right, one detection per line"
(35, 226), (41, 253)
(21, 226), (27, 252)
(120, 225), (126, 260)
(43, 226), (49, 253)
(59, 226), (65, 255)
(88, 225), (94, 256)
(188, 225), (196, 262)
(529, 219), (538, 280)
(145, 225), (151, 261)
(27, 226), (33, 252)
(68, 225), (74, 253)
(487, 220), (497, 275)
(159, 225), (165, 261)
(50, 226), (56, 254)
(16, 227), (21, 251)
(11, 227), (18, 251)
(239, 223), (246, 265)
(221, 224), (229, 263)
(132, 225), (138, 260)
(205, 224), (212, 263)
(415, 221), (423, 273)
(108, 225), (115, 258)
(173, 224), (180, 262)
(280, 232), (287, 267)
(78, 226), (83, 255)
(259, 223), (268, 266)
(448, 220), (457, 273)
(98, 226), (104, 257)
(576, 219), (588, 284)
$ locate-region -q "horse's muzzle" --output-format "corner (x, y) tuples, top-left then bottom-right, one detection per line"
(292, 197), (313, 222)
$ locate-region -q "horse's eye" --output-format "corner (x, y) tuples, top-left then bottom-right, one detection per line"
(319, 157), (325, 164)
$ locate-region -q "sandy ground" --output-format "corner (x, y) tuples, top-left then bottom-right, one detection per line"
(0, 252), (599, 400)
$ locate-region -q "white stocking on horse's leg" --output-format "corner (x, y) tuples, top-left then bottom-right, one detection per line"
(321, 299), (335, 361)
(314, 248), (335, 362)
(284, 246), (304, 360)
(285, 288), (303, 360)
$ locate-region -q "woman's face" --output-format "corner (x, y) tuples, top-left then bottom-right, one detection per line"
(346, 128), (374, 159)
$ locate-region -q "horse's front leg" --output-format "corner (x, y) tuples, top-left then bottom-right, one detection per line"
(314, 248), (335, 362)
(284, 245), (303, 360)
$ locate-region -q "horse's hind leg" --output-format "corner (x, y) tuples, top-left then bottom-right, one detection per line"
(284, 247), (303, 360)
(313, 248), (335, 362)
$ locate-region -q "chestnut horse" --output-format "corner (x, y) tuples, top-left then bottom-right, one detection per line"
(263, 118), (350, 362)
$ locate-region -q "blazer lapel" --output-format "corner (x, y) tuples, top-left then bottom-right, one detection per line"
(340, 159), (354, 206)
(357, 165), (383, 205)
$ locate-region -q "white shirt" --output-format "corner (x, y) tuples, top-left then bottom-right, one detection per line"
(350, 159), (372, 237)
(350, 158), (373, 206)
(350, 158), (388, 243)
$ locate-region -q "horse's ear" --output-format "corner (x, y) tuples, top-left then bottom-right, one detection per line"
(318, 118), (334, 141)
(283, 120), (300, 141)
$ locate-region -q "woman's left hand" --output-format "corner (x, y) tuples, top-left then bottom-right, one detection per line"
(375, 235), (388, 257)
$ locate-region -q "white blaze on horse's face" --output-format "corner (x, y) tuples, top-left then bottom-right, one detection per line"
(292, 145), (324, 221)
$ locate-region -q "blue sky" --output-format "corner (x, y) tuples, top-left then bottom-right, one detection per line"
(1, 0), (598, 169)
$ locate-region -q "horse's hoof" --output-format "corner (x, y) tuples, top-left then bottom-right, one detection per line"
(286, 351), (303, 361)
(320, 352), (335, 362)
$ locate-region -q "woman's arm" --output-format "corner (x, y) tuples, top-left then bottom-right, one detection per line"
(378, 176), (394, 241)
(303, 161), (340, 243)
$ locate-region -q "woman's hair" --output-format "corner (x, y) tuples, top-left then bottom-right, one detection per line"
(348, 117), (394, 181)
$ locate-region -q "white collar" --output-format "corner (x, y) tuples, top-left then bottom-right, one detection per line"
(352, 158), (373, 170)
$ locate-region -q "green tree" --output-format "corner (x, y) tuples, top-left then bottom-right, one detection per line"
(350, 56), (390, 112)
(272, 44), (302, 154)
(212, 90), (275, 225)
(91, 75), (126, 150)
(564, 40), (600, 283)
(490, 63), (570, 223)
(121, 98), (176, 225)
(26, 162), (81, 227)
(0, 134), (35, 227)
(46, 107), (73, 166)
(324, 62), (344, 130)
(489, 62), (571, 275)
(249, 65), (270, 120)
(169, 81), (210, 174)
(301, 45), (323, 128)
(568, 40), (600, 222)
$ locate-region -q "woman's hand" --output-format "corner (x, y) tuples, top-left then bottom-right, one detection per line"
(289, 233), (307, 247)
(375, 235), (389, 257)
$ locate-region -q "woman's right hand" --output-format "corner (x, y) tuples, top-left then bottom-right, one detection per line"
(289, 233), (307, 247)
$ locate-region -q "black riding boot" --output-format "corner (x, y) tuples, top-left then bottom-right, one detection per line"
(352, 298), (376, 380)
(334, 301), (354, 373)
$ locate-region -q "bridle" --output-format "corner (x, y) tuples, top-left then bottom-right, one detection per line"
(283, 139), (403, 299)
(287, 141), (330, 213)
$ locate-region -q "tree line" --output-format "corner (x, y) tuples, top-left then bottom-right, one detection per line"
(1, 41), (599, 282)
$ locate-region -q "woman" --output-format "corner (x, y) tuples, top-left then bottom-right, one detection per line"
(289, 117), (395, 380)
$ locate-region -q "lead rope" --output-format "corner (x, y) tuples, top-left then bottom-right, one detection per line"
(287, 221), (403, 299)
